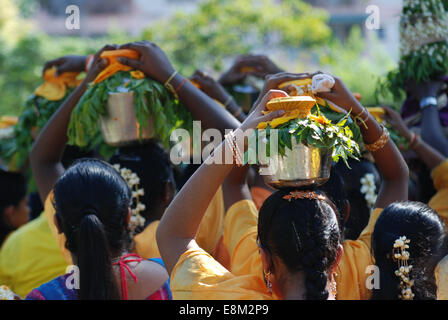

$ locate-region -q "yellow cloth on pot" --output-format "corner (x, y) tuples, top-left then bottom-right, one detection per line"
(34, 68), (82, 101)
(257, 96), (317, 129)
(94, 49), (141, 84)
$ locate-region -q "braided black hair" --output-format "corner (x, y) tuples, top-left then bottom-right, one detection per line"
(371, 202), (446, 300)
(258, 190), (341, 300)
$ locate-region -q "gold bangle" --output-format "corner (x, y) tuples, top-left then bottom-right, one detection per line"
(365, 125), (390, 152)
(232, 108), (243, 118)
(354, 108), (370, 129)
(164, 71), (178, 97)
(224, 96), (233, 108)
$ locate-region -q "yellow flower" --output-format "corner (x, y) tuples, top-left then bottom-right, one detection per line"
(309, 114), (331, 125)
(130, 70), (146, 80)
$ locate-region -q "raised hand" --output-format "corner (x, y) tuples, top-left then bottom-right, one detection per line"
(43, 55), (88, 76)
(251, 72), (314, 111)
(240, 54), (283, 78)
(382, 106), (413, 141)
(240, 89), (288, 131)
(117, 41), (175, 84)
(314, 76), (362, 113)
(190, 70), (229, 102)
(81, 45), (119, 84)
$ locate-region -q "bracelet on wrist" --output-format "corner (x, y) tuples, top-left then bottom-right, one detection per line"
(353, 107), (370, 129)
(365, 125), (390, 153)
(409, 132), (420, 149)
(225, 130), (244, 167)
(419, 97), (438, 110)
(164, 71), (179, 98)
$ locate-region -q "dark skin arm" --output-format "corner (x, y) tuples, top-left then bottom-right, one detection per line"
(156, 90), (287, 274)
(383, 106), (445, 170)
(219, 54), (283, 86)
(43, 55), (88, 76)
(190, 70), (247, 122)
(30, 46), (115, 203)
(117, 41), (241, 135)
(317, 76), (409, 208)
(409, 80), (448, 157)
(221, 72), (319, 211)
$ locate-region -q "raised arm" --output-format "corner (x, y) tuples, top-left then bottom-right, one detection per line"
(383, 106), (445, 170)
(411, 80), (448, 157)
(190, 70), (247, 123)
(117, 41), (241, 134)
(30, 46), (114, 203)
(317, 76), (409, 208)
(156, 90), (287, 274)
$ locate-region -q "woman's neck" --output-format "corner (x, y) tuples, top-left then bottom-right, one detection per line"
(280, 273), (306, 300)
(280, 274), (336, 300)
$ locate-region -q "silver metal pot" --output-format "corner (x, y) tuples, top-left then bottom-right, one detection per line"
(100, 91), (154, 147)
(261, 141), (332, 190)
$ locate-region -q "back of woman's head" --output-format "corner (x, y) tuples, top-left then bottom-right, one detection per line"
(333, 158), (381, 239)
(110, 140), (176, 224)
(54, 159), (132, 300)
(371, 202), (446, 300)
(258, 190), (341, 300)
(0, 169), (27, 246)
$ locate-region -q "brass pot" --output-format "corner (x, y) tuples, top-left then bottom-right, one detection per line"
(100, 91), (154, 147)
(261, 141), (332, 190)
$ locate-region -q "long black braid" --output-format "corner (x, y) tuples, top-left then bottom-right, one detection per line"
(258, 190), (341, 300)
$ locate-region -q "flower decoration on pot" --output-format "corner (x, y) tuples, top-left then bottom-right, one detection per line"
(248, 75), (362, 168)
(67, 49), (193, 150)
(0, 68), (90, 170)
(378, 0), (448, 101)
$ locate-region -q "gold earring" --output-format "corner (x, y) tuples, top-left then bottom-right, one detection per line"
(330, 273), (337, 298)
(265, 271), (272, 294)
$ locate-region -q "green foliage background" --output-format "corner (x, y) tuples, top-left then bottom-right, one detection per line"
(0, 0), (397, 118)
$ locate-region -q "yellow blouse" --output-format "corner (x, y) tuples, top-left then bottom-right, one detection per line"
(170, 248), (272, 300)
(436, 255), (448, 300)
(221, 199), (383, 300)
(0, 213), (68, 298)
(46, 187), (225, 263)
(428, 159), (448, 225)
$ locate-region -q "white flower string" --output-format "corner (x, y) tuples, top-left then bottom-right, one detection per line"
(113, 164), (146, 236)
(393, 236), (415, 300)
(400, 0), (448, 58)
(360, 173), (377, 209)
(0, 285), (15, 300)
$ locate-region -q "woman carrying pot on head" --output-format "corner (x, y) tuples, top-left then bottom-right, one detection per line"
(148, 63), (409, 299)
(27, 46), (171, 300)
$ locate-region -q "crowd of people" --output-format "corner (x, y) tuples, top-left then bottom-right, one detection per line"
(1, 39), (448, 301)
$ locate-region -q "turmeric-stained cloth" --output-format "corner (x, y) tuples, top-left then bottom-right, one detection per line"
(34, 68), (82, 101)
(134, 187), (225, 259)
(221, 199), (383, 300)
(436, 255), (448, 300)
(94, 49), (140, 84)
(428, 159), (448, 225)
(170, 248), (273, 300)
(0, 213), (68, 298)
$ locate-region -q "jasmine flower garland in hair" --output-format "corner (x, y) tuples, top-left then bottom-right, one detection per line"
(360, 173), (377, 209)
(113, 164), (146, 236)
